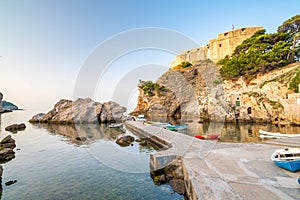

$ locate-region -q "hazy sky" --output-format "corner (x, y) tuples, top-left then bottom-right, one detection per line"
(0, 0), (299, 111)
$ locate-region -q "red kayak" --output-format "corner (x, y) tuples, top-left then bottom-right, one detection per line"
(195, 134), (220, 140)
(194, 135), (206, 140)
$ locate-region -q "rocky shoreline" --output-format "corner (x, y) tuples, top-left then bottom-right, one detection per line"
(29, 98), (126, 124)
(132, 62), (300, 125)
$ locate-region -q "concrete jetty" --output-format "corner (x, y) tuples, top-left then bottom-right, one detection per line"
(126, 121), (300, 200)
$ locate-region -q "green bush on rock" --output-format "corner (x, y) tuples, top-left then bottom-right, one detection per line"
(139, 80), (166, 97)
(289, 66), (300, 93)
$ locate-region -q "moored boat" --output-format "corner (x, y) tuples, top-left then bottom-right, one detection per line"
(271, 148), (300, 172)
(146, 121), (171, 127)
(165, 124), (188, 131)
(108, 123), (123, 128)
(259, 130), (300, 138)
(136, 115), (147, 122)
(194, 134), (220, 140)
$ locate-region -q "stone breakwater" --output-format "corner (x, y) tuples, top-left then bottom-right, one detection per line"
(125, 121), (300, 200)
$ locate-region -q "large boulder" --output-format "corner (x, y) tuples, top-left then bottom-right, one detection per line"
(116, 135), (135, 147)
(0, 135), (16, 161)
(5, 123), (26, 133)
(29, 98), (126, 124)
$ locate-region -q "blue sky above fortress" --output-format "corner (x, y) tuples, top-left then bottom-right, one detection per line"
(0, 0), (300, 110)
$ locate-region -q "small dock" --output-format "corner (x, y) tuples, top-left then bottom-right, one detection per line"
(126, 121), (300, 200)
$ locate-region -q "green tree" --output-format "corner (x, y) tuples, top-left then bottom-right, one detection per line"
(278, 14), (300, 61)
(218, 15), (300, 82)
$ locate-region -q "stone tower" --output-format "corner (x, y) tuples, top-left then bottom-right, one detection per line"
(0, 92), (2, 111)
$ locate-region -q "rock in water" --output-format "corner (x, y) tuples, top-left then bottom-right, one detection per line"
(0, 135), (16, 149)
(116, 135), (135, 147)
(169, 179), (186, 195)
(29, 98), (126, 124)
(0, 135), (16, 161)
(5, 123), (26, 133)
(5, 180), (17, 186)
(29, 113), (45, 123)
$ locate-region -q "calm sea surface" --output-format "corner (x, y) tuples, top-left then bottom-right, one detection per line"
(2, 111), (300, 199)
(0, 110), (183, 200)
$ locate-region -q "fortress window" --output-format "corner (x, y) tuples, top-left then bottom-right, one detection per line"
(219, 44), (222, 47)
(224, 32), (228, 36)
(241, 28), (246, 32)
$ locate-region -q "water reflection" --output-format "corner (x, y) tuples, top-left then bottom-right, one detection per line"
(31, 123), (125, 145)
(144, 116), (300, 142)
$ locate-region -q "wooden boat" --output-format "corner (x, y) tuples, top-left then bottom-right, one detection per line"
(165, 124), (188, 131)
(108, 123), (123, 128)
(271, 148), (300, 172)
(259, 130), (300, 138)
(194, 134), (220, 140)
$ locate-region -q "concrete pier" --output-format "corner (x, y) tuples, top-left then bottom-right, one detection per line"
(126, 121), (300, 200)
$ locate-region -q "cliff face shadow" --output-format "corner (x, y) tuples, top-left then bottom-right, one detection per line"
(31, 123), (125, 145)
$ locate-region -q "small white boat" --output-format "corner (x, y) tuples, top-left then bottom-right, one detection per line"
(136, 115), (147, 122)
(271, 148), (300, 172)
(259, 130), (300, 138)
(108, 123), (123, 128)
(146, 121), (171, 127)
(259, 135), (284, 139)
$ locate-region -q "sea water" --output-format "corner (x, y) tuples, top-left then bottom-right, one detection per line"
(0, 111), (183, 200)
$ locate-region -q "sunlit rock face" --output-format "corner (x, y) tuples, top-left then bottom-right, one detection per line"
(29, 98), (126, 124)
(132, 61), (300, 124)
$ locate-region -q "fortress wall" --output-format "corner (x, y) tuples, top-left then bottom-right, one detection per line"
(284, 93), (300, 124)
(207, 27), (263, 63)
(170, 26), (263, 68)
(170, 47), (208, 68)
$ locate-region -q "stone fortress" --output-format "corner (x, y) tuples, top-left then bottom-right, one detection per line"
(170, 26), (263, 67)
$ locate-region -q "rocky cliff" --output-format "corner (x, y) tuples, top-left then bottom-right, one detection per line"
(131, 61), (300, 124)
(30, 98), (126, 124)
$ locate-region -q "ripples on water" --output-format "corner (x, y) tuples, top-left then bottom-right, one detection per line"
(0, 111), (183, 200)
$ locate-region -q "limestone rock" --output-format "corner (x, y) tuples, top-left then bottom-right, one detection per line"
(5, 123), (26, 133)
(169, 179), (186, 195)
(29, 113), (45, 123)
(116, 135), (135, 147)
(29, 98), (126, 124)
(132, 61), (300, 124)
(0, 135), (16, 161)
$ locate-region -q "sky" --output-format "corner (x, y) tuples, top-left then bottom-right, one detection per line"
(0, 0), (300, 112)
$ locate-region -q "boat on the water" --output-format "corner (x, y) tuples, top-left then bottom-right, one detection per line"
(147, 122), (171, 127)
(259, 135), (284, 139)
(271, 148), (300, 172)
(194, 134), (220, 140)
(108, 123), (123, 128)
(136, 115), (147, 122)
(165, 124), (188, 131)
(259, 130), (300, 138)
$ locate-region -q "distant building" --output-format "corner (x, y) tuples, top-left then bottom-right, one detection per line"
(170, 26), (264, 68)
